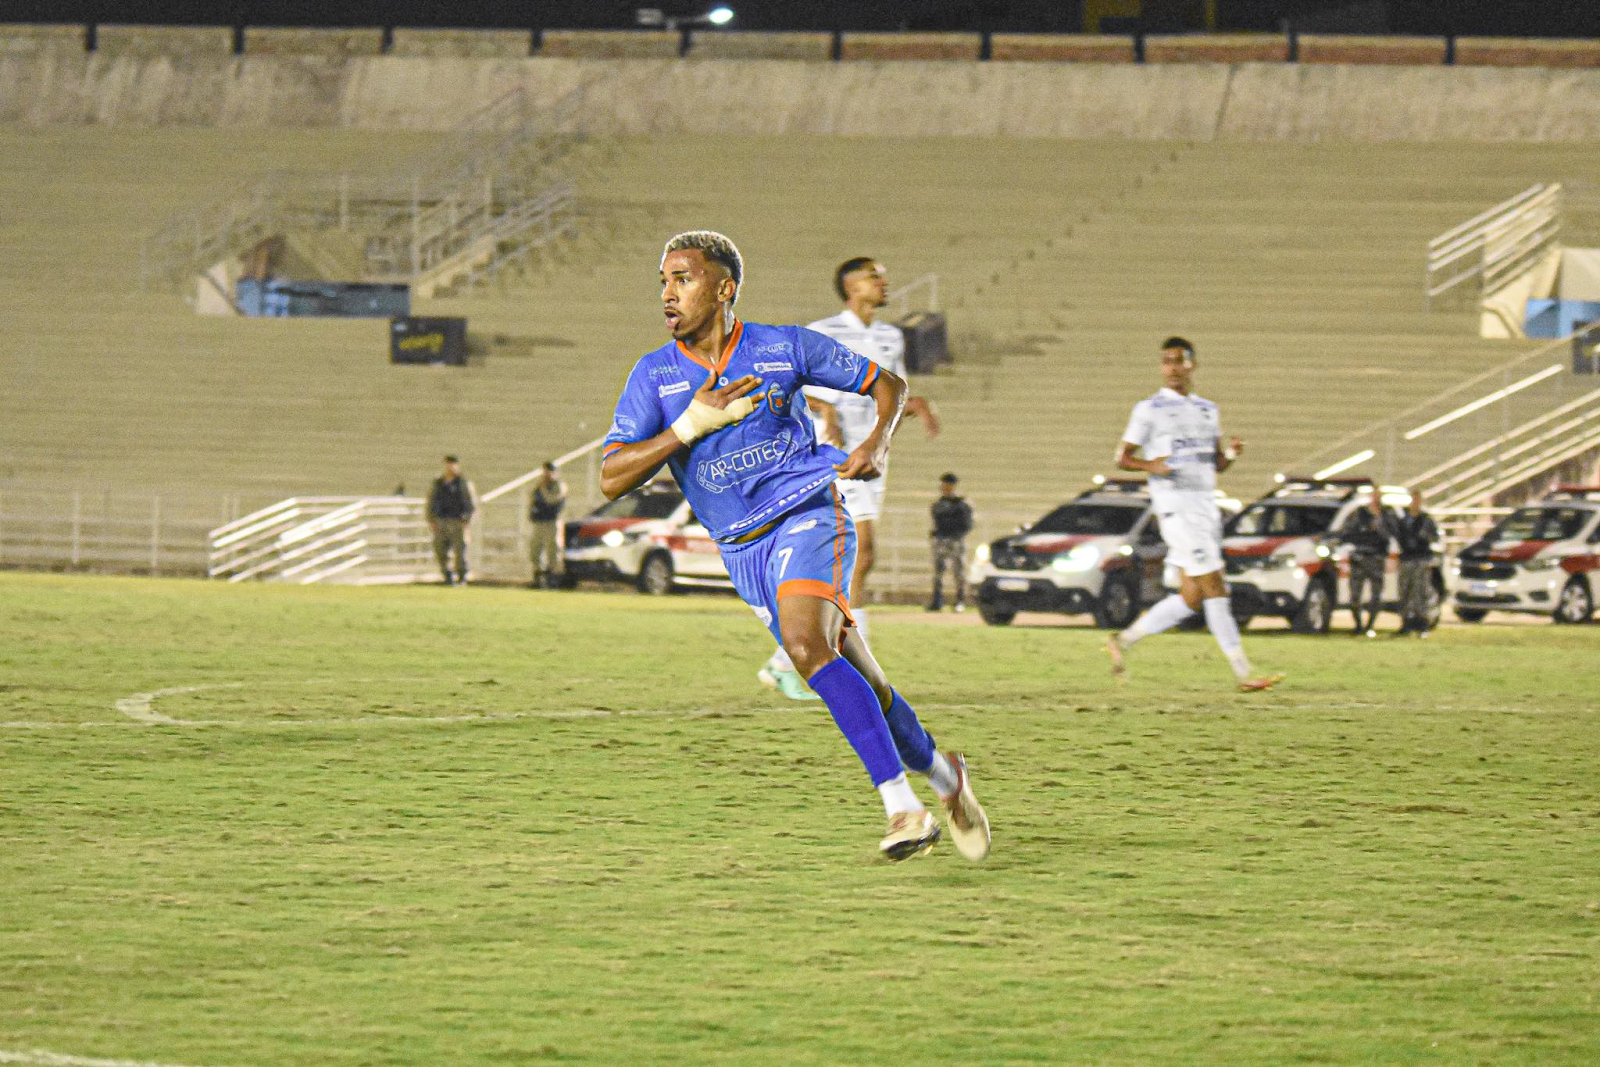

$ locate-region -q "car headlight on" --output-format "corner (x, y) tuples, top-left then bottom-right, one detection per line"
(1051, 544), (1101, 573)
(974, 543), (990, 564)
(1315, 543), (1332, 559)
(600, 529), (627, 548)
(1449, 561), (1461, 577)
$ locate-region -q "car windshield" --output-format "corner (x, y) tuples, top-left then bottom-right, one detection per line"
(591, 488), (682, 521)
(1492, 506), (1592, 542)
(1030, 503), (1141, 536)
(1228, 503), (1339, 537)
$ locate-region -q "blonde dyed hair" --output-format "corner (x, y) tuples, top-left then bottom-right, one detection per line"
(662, 230), (744, 304)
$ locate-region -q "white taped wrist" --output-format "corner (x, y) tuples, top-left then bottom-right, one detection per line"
(670, 410), (702, 446)
(671, 395), (759, 445)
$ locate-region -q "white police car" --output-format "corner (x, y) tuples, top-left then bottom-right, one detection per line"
(562, 481), (733, 595)
(971, 479), (1179, 628)
(1222, 477), (1444, 633)
(1452, 486), (1600, 623)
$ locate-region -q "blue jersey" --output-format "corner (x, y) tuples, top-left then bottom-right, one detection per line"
(603, 320), (882, 542)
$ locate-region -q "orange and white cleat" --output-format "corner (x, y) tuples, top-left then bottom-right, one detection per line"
(1237, 673), (1285, 693)
(938, 752), (990, 861)
(879, 810), (941, 862)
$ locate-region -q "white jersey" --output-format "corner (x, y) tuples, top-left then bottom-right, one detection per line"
(803, 309), (905, 452)
(1122, 387), (1222, 505)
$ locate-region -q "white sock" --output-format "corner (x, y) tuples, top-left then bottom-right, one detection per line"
(1202, 596), (1252, 680)
(877, 773), (923, 816)
(1119, 593), (1195, 647)
(924, 751), (959, 798)
(853, 609), (870, 643)
(766, 646), (795, 673)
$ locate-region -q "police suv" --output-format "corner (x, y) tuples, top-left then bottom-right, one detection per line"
(562, 481), (733, 595)
(1223, 477), (1444, 633)
(971, 479), (1178, 629)
(1452, 486), (1600, 624)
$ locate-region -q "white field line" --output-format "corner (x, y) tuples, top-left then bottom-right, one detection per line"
(0, 1049), (210, 1067)
(0, 674), (1464, 731)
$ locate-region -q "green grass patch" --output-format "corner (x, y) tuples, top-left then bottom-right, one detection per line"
(1, 572), (1597, 1064)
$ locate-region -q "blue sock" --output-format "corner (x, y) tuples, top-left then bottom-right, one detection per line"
(884, 689), (936, 774)
(808, 658), (904, 786)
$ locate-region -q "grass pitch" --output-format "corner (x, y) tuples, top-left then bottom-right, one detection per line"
(1, 571), (1597, 1065)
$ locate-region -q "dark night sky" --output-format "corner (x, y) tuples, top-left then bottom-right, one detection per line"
(7, 0), (1597, 36)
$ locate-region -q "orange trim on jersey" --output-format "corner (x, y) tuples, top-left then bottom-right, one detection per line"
(602, 442), (625, 456)
(855, 362), (880, 395)
(676, 320), (744, 377)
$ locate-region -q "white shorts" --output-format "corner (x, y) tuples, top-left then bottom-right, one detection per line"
(835, 477), (885, 522)
(1155, 496), (1224, 578)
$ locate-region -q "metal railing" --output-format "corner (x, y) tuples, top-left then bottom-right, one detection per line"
(1425, 183), (1562, 308)
(1294, 333), (1588, 494)
(202, 435), (610, 586)
(207, 496), (437, 585)
(1410, 386), (1600, 506)
(0, 485), (270, 575)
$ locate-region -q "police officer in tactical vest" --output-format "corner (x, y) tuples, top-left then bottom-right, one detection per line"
(928, 472), (974, 612)
(427, 455), (477, 585)
(1338, 491), (1394, 636)
(528, 461), (567, 588)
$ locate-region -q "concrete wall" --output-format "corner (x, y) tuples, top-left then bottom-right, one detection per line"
(3, 52), (1600, 141)
(95, 25), (233, 58)
(389, 29), (530, 59)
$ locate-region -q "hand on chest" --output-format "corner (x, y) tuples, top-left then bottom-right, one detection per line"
(660, 355), (802, 424)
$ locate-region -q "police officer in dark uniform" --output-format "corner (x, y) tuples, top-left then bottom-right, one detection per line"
(427, 455), (477, 585)
(1338, 491), (1394, 636)
(1393, 490), (1441, 636)
(928, 472), (974, 612)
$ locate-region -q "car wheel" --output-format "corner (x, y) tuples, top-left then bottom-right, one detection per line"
(1554, 577), (1593, 624)
(1093, 574), (1139, 630)
(1454, 606), (1487, 623)
(978, 603), (1016, 626)
(637, 552), (675, 596)
(1290, 578), (1334, 634)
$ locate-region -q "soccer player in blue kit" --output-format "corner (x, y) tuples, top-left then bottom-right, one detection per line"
(600, 231), (990, 862)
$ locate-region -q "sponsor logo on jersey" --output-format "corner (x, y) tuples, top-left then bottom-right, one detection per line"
(611, 415), (638, 435)
(658, 380), (692, 397)
(766, 383), (790, 416)
(696, 431), (795, 495)
(1170, 435), (1216, 453)
(753, 361), (793, 373)
(649, 365), (683, 381)
(784, 519), (819, 535)
(753, 342), (790, 356)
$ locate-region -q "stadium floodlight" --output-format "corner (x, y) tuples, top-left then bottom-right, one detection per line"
(636, 5), (735, 30)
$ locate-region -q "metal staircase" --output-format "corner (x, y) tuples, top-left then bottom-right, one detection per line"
(141, 83), (590, 295)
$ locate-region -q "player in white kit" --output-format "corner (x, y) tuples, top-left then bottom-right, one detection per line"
(757, 258), (940, 700)
(1106, 337), (1282, 692)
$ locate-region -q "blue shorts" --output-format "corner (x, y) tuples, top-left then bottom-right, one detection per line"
(721, 486), (857, 645)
